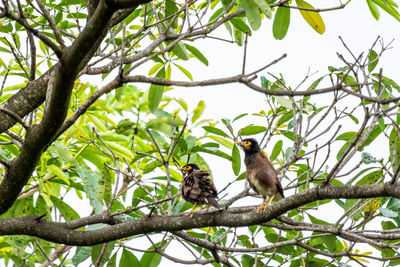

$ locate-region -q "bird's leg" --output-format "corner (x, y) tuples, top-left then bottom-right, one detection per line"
(206, 204), (210, 212)
(254, 197), (267, 213)
(263, 195), (275, 211)
(185, 202), (197, 217)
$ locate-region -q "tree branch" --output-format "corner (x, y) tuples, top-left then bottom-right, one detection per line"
(0, 183), (399, 245)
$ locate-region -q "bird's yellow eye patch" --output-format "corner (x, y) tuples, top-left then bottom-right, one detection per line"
(179, 165), (192, 173)
(242, 140), (252, 148)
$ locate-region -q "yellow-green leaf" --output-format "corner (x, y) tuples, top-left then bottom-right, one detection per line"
(296, 0), (325, 34)
(148, 62), (163, 76)
(88, 114), (107, 132)
(105, 141), (134, 161)
(366, 0), (380, 20)
(48, 165), (70, 185)
(192, 100), (205, 123)
(174, 63), (193, 81)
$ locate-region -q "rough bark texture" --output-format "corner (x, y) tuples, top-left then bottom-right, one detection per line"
(0, 183), (398, 245)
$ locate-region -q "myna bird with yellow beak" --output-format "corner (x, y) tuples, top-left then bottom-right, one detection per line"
(178, 164), (220, 216)
(236, 138), (284, 213)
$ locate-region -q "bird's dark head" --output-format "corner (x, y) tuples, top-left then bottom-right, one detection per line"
(235, 138), (260, 154)
(178, 164), (200, 174)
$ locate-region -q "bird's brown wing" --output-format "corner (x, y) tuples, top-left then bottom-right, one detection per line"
(181, 173), (201, 204)
(180, 170), (220, 208)
(247, 152), (284, 199)
(196, 170), (220, 208)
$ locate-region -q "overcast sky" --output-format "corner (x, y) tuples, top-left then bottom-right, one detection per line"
(169, 0), (400, 119)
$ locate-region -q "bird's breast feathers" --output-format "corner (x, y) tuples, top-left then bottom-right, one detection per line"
(247, 172), (274, 197)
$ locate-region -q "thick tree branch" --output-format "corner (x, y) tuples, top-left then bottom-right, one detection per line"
(0, 183), (399, 245)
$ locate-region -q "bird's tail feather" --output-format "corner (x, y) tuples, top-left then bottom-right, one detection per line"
(207, 197), (220, 209)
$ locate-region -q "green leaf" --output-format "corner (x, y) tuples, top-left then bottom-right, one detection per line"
(202, 126), (230, 138)
(72, 247), (92, 266)
(387, 197), (400, 210)
(165, 0), (179, 28)
(230, 17), (252, 34)
(361, 125), (383, 150)
(261, 76), (269, 88)
(174, 63), (193, 81)
(233, 27), (244, 46)
(192, 100), (205, 123)
(190, 146), (231, 160)
(241, 0), (261, 30)
(236, 172), (246, 181)
(208, 135), (234, 149)
(104, 141), (134, 162)
(50, 196), (80, 221)
(239, 125), (267, 136)
(77, 166), (103, 213)
(232, 144), (241, 175)
(368, 49), (379, 72)
(367, 0), (380, 20)
(148, 67), (165, 113)
(336, 132), (356, 141)
(239, 125), (266, 136)
(185, 44), (208, 66)
(140, 249), (162, 267)
(171, 41), (189, 60)
(233, 113), (248, 122)
(47, 165), (70, 185)
(273, 6), (290, 40)
(356, 170), (383, 185)
(148, 62), (163, 76)
(14, 197), (34, 217)
(98, 168), (112, 205)
(372, 0), (400, 22)
(241, 254), (255, 267)
(107, 252), (117, 267)
(254, 0), (272, 19)
(120, 249), (142, 267)
(361, 152), (379, 164)
(209, 7), (224, 24)
(276, 96), (292, 109)
(296, 0), (325, 34)
(307, 213), (330, 225)
(321, 235), (337, 252)
(379, 207), (398, 218)
(222, 118), (234, 136)
(91, 241), (115, 267)
(0, 23), (13, 33)
(308, 76), (324, 91)
(270, 140), (283, 161)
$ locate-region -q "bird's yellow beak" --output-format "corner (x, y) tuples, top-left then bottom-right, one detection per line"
(235, 141), (245, 147)
(178, 167), (184, 171)
(235, 141), (249, 149)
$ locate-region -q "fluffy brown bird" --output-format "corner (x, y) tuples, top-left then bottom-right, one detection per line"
(236, 138), (284, 213)
(178, 164), (220, 216)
